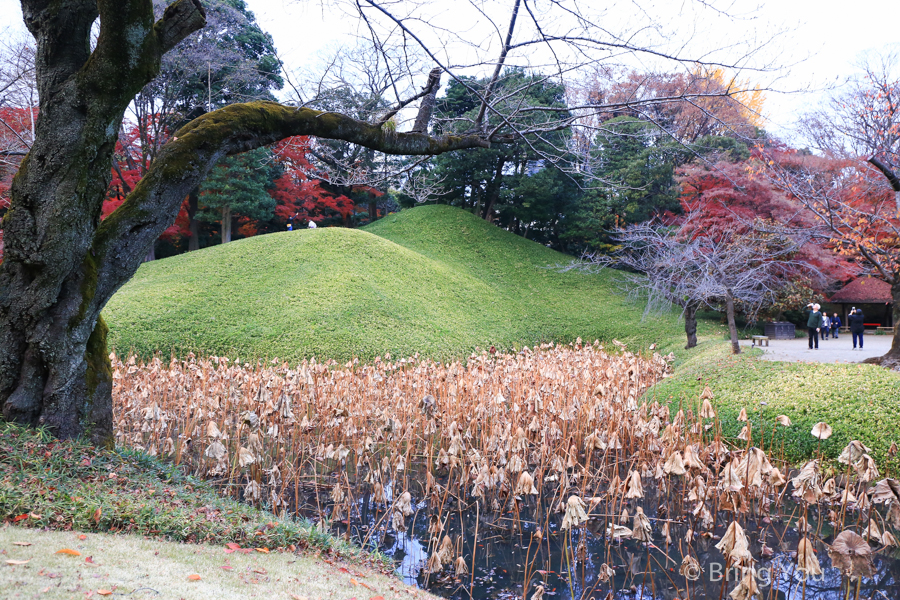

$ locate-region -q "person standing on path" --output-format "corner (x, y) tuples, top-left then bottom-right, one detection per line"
(821, 313), (831, 340)
(806, 303), (824, 349)
(848, 308), (866, 350)
(831, 312), (842, 339)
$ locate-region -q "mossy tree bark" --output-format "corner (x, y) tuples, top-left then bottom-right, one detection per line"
(0, 0), (490, 444)
(683, 302), (698, 350)
(725, 289), (741, 355)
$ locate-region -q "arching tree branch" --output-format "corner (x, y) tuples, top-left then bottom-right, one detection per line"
(91, 100), (490, 308)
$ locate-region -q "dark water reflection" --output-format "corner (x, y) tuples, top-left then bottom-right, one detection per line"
(311, 489), (900, 600)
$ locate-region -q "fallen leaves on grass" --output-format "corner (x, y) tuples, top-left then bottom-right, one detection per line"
(55, 548), (81, 556)
(12, 541), (31, 546)
(5, 559), (30, 565)
(187, 574), (202, 581)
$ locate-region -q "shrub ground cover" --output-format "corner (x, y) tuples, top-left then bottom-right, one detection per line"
(104, 205), (725, 362)
(647, 341), (900, 470)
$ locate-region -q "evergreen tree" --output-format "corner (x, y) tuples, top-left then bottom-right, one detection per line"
(197, 148), (279, 243)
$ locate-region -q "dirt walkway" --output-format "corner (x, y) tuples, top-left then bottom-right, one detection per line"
(739, 334), (893, 364)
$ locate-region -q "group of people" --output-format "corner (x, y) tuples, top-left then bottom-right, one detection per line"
(806, 303), (867, 350)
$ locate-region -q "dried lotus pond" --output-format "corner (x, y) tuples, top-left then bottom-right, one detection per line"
(113, 341), (900, 599)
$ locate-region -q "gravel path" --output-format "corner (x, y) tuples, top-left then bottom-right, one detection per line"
(739, 334), (893, 364)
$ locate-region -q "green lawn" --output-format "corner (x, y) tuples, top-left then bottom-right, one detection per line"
(104, 205), (724, 362)
(647, 341), (900, 470)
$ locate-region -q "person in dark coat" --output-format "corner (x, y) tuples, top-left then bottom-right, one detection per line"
(806, 303), (824, 349)
(831, 312), (841, 339)
(848, 308), (866, 349)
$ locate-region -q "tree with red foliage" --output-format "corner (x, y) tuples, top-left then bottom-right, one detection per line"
(0, 106), (37, 263)
(765, 52), (900, 369)
(270, 136), (356, 227)
(677, 157), (856, 283)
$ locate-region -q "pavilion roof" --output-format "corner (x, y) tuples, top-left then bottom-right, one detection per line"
(829, 277), (893, 304)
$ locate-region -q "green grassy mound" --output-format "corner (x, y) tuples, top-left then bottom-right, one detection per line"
(105, 205), (724, 361)
(647, 342), (900, 471)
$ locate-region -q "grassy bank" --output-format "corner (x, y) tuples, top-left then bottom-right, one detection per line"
(104, 205), (724, 361)
(0, 526), (428, 600)
(647, 341), (900, 470)
(0, 423), (374, 564)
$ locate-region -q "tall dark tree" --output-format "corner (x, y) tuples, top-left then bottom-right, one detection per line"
(127, 0), (282, 254)
(563, 117), (685, 252)
(197, 147), (279, 243)
(430, 69), (574, 240)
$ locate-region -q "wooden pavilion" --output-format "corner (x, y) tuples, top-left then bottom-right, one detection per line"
(825, 277), (894, 328)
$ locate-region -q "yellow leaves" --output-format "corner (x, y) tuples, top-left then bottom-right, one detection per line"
(55, 548), (81, 556)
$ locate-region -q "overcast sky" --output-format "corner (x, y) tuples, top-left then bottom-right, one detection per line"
(1, 0), (897, 141)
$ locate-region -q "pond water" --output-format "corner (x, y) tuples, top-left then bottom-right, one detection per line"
(301, 482), (900, 600)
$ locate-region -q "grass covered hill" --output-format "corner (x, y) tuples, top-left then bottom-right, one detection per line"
(105, 205), (721, 361)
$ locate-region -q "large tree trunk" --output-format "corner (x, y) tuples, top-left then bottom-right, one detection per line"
(684, 303), (698, 349)
(482, 158), (506, 221)
(865, 278), (900, 371)
(187, 188), (200, 251)
(220, 205), (232, 244)
(0, 1), (490, 444)
(725, 289), (741, 354)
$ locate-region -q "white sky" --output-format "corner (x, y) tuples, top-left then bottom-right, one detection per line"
(1, 0), (898, 141)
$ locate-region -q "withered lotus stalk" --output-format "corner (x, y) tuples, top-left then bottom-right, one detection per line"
(679, 555), (702, 581)
(330, 484), (344, 504)
(856, 454), (879, 482)
(632, 506), (652, 542)
(624, 470), (644, 499)
(454, 556), (468, 577)
(663, 450), (687, 476)
(396, 491), (414, 517)
(797, 537), (822, 576)
(728, 567), (760, 600)
(425, 550), (443, 574)
(791, 460), (823, 504)
(515, 471), (538, 495)
(700, 398), (716, 419)
(391, 509), (407, 533)
(683, 444), (703, 470)
(839, 440), (870, 465)
(828, 530), (875, 580)
(598, 563), (615, 582)
(776, 415), (792, 427)
(530, 585), (545, 600)
(715, 521), (750, 564)
(719, 461), (744, 493)
(738, 407), (748, 422)
(238, 446), (255, 468)
(811, 422), (833, 440)
(561, 495), (589, 530)
(206, 421), (222, 439)
(437, 535), (453, 565)
(865, 519), (882, 542)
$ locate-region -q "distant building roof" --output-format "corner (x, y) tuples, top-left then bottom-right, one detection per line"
(829, 277), (893, 304)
